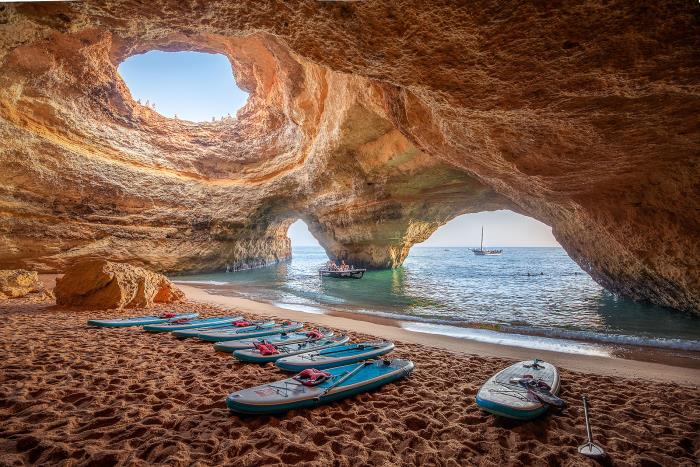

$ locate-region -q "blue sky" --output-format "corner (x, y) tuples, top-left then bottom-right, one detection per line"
(119, 52), (559, 248)
(118, 51), (248, 121)
(289, 211), (560, 247)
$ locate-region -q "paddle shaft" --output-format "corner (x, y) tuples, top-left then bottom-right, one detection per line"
(582, 395), (593, 443)
(318, 361), (370, 398)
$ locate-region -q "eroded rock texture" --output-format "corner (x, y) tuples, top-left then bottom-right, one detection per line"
(0, 1), (698, 313)
(0, 269), (43, 299)
(55, 259), (184, 309)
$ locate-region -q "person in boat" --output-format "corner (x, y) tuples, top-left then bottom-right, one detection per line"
(340, 260), (348, 271)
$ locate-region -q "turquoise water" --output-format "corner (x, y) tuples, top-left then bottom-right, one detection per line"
(175, 246), (700, 353)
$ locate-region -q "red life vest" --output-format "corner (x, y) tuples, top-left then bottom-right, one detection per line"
(254, 341), (279, 355)
(294, 368), (332, 386)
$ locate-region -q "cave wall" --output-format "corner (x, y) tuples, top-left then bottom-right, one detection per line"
(0, 1), (698, 313)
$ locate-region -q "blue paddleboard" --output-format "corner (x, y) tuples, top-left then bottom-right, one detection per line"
(213, 328), (334, 352)
(143, 315), (243, 333)
(87, 312), (199, 328)
(275, 341), (394, 372)
(233, 335), (350, 363)
(227, 358), (414, 414)
(195, 321), (303, 342)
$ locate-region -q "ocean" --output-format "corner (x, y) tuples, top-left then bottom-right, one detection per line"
(174, 246), (700, 360)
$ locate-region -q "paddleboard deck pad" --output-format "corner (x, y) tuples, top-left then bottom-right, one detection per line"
(194, 322), (304, 342)
(213, 328), (334, 352)
(87, 312), (199, 328)
(233, 335), (350, 363)
(475, 359), (561, 420)
(275, 341), (395, 372)
(142, 315), (243, 333)
(227, 358), (414, 414)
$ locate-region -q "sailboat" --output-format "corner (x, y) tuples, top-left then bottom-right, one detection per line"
(471, 226), (503, 256)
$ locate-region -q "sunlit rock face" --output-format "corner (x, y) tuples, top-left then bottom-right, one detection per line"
(55, 259), (184, 309)
(0, 2), (697, 313)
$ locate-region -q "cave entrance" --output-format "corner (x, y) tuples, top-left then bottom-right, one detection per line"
(405, 208), (602, 302)
(415, 209), (560, 248)
(287, 219), (322, 250)
(117, 51), (248, 122)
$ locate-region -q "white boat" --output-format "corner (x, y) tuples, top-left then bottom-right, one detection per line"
(319, 265), (366, 279)
(471, 226), (502, 256)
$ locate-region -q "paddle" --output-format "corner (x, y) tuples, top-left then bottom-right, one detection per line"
(578, 395), (605, 458)
(315, 361), (372, 400)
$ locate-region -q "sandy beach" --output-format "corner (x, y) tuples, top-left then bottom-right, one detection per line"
(1, 285), (699, 466)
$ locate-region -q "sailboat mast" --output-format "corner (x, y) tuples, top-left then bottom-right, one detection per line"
(481, 226), (484, 251)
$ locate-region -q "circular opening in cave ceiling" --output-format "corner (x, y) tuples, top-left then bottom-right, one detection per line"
(117, 51), (248, 123)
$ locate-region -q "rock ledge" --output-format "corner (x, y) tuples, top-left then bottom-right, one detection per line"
(55, 260), (184, 310)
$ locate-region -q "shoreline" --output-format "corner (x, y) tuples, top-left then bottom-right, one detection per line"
(171, 273), (700, 364)
(178, 283), (700, 386)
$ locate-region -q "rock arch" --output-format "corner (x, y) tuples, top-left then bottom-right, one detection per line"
(0, 1), (697, 313)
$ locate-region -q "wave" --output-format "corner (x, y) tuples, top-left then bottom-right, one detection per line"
(400, 322), (611, 357)
(299, 307), (700, 353)
(508, 325), (700, 352)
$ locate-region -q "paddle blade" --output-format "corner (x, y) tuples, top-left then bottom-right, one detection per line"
(578, 442), (605, 458)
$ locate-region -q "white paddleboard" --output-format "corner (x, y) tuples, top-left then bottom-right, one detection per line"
(475, 359), (560, 420)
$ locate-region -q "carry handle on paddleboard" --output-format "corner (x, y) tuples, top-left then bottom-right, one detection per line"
(315, 361), (372, 400)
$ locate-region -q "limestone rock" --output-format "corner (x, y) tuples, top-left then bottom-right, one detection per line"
(0, 2), (698, 314)
(54, 259), (184, 309)
(0, 270), (42, 299)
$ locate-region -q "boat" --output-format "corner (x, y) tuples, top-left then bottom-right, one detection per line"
(87, 312), (199, 328)
(172, 320), (274, 339)
(475, 359), (562, 420)
(318, 268), (367, 279)
(194, 321), (304, 342)
(471, 226), (503, 256)
(275, 341), (395, 372)
(142, 315), (243, 333)
(233, 335), (350, 363)
(318, 262), (367, 279)
(213, 328), (334, 352)
(226, 358), (414, 414)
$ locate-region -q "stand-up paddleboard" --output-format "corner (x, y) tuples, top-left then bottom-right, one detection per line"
(87, 312), (198, 328)
(226, 358), (414, 414)
(173, 320), (273, 339)
(195, 321), (304, 342)
(214, 328), (334, 352)
(275, 341), (394, 372)
(476, 359), (561, 420)
(233, 335), (350, 363)
(143, 315), (243, 333)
